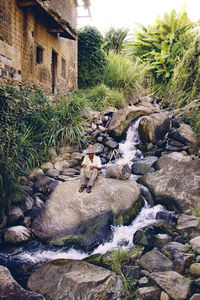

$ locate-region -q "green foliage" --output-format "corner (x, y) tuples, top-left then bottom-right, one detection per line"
(0, 86), (87, 219)
(104, 51), (145, 96)
(129, 8), (194, 85)
(168, 37), (200, 107)
(103, 27), (129, 53)
(78, 26), (107, 88)
(86, 84), (126, 110)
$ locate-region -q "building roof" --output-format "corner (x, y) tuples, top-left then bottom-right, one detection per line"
(18, 0), (77, 40)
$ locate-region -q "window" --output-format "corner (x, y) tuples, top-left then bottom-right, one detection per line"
(61, 58), (66, 78)
(36, 45), (43, 64)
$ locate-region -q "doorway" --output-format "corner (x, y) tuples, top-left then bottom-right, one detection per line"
(51, 50), (57, 93)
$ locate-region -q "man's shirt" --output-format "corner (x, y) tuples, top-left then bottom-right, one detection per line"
(82, 155), (101, 178)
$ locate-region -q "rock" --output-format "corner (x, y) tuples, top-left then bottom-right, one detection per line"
(40, 162), (54, 170)
(139, 248), (173, 272)
(71, 152), (84, 160)
(138, 276), (150, 286)
(91, 123), (97, 131)
(160, 291), (170, 300)
(176, 214), (200, 238)
(0, 265), (44, 299)
(31, 177), (142, 249)
(98, 125), (106, 132)
(153, 234), (172, 249)
(135, 286), (161, 300)
(138, 112), (170, 143)
(46, 169), (60, 178)
(27, 259), (123, 300)
(47, 181), (61, 194)
(61, 152), (71, 160)
(108, 104), (157, 137)
(122, 265), (141, 279)
(133, 226), (155, 247)
(190, 236), (200, 254)
(190, 294), (200, 300)
(34, 176), (55, 194)
(154, 152), (192, 170)
(132, 156), (158, 175)
(173, 252), (195, 274)
(4, 225), (31, 243)
(29, 168), (44, 180)
(162, 241), (187, 257)
(54, 161), (70, 172)
(156, 211), (177, 225)
(190, 263), (200, 276)
(21, 196), (34, 213)
(29, 197), (45, 218)
(104, 138), (118, 149)
(151, 271), (190, 299)
(61, 168), (80, 176)
(171, 123), (199, 145)
(8, 207), (24, 225)
(138, 153), (200, 213)
(66, 159), (80, 168)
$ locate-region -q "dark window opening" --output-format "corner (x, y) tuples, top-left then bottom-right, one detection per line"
(61, 58), (66, 78)
(36, 45), (43, 64)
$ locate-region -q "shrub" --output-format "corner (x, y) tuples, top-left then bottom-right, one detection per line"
(86, 84), (126, 110)
(78, 26), (107, 88)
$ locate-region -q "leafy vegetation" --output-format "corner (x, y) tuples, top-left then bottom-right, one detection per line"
(78, 26), (107, 88)
(103, 27), (129, 53)
(129, 8), (194, 86)
(0, 86), (87, 219)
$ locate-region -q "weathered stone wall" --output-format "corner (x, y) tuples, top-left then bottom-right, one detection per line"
(0, 0), (77, 94)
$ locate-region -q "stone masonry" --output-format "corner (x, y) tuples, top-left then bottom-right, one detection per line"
(0, 0), (78, 94)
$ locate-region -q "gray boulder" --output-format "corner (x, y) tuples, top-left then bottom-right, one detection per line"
(171, 123), (199, 145)
(31, 176), (142, 249)
(176, 214), (200, 238)
(8, 207), (24, 224)
(138, 153), (200, 213)
(4, 225), (31, 243)
(151, 271), (190, 299)
(139, 248), (173, 272)
(138, 112), (170, 143)
(135, 286), (161, 299)
(0, 265), (44, 300)
(132, 156), (158, 175)
(27, 259), (123, 300)
(190, 236), (200, 254)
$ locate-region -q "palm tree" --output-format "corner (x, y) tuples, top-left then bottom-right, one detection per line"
(103, 27), (129, 54)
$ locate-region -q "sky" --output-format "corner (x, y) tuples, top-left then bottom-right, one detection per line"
(77, 0), (200, 34)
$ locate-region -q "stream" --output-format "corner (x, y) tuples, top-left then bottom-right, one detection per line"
(0, 117), (173, 281)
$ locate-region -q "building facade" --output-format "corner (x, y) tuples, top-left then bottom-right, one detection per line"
(0, 0), (79, 94)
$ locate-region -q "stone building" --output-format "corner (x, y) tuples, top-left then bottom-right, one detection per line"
(0, 0), (88, 94)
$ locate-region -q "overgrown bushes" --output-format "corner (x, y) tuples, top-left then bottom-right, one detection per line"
(78, 26), (107, 88)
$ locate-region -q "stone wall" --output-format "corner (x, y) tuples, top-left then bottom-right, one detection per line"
(0, 0), (77, 94)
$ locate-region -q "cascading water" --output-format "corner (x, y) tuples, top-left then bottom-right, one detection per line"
(0, 117), (172, 273)
(118, 118), (143, 165)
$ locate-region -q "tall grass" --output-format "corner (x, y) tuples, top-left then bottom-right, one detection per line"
(104, 51), (145, 97)
(0, 86), (88, 220)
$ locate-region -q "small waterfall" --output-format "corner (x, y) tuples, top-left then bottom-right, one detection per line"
(119, 118), (143, 165)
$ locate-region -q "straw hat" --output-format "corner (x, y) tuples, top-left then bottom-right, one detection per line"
(84, 144), (99, 154)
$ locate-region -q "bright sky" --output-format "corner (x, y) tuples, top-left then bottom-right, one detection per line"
(77, 0), (200, 34)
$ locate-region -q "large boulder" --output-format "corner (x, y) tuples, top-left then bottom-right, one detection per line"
(139, 248), (173, 272)
(27, 259), (123, 300)
(138, 112), (170, 143)
(32, 176), (142, 250)
(4, 225), (32, 243)
(0, 265), (44, 299)
(108, 104), (157, 137)
(138, 153), (200, 213)
(150, 271), (191, 299)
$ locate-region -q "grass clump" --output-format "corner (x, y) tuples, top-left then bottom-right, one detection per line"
(104, 51), (145, 97)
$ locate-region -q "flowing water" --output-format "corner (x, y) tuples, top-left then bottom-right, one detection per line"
(0, 117), (171, 270)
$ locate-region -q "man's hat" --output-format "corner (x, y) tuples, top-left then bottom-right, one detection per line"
(84, 144), (99, 154)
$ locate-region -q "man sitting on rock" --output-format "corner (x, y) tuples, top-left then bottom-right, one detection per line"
(79, 144), (102, 193)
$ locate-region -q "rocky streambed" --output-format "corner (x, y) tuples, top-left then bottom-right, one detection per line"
(0, 96), (200, 299)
